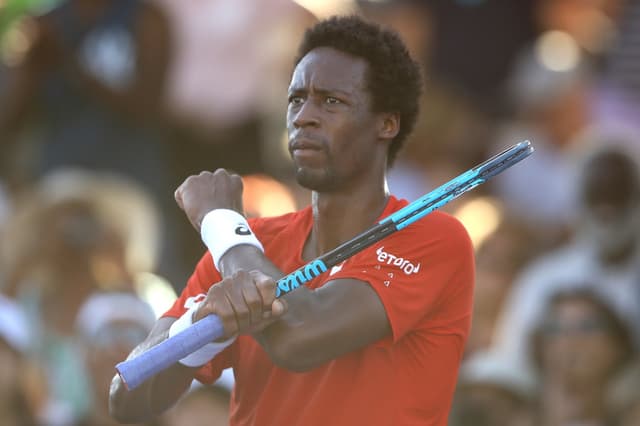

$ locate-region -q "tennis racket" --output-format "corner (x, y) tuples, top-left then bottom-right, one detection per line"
(116, 140), (534, 390)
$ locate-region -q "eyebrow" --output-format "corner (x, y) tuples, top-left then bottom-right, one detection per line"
(288, 86), (353, 98)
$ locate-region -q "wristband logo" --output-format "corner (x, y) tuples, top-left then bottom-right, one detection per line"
(235, 224), (252, 236)
(276, 259), (328, 297)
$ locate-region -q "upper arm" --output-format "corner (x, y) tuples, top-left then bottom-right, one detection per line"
(259, 214), (474, 371)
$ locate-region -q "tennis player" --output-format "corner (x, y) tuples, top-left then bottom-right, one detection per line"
(110, 15), (474, 426)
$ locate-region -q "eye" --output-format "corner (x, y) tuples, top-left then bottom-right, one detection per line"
(288, 95), (304, 105)
(325, 97), (342, 105)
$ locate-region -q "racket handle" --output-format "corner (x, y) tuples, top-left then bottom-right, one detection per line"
(115, 314), (224, 390)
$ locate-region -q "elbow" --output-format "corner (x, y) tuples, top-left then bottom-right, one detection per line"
(108, 385), (135, 424)
(108, 403), (130, 425)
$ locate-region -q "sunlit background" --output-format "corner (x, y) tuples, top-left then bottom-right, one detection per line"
(1, 0), (639, 425)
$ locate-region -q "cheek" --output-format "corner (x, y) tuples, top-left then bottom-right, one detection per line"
(332, 121), (377, 166)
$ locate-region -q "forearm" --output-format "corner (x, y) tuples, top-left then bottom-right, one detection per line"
(109, 323), (195, 422)
(217, 245), (329, 370)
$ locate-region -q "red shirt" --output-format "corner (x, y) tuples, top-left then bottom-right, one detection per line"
(164, 196), (475, 426)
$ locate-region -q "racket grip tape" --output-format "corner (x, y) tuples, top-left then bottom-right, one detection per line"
(116, 314), (224, 390)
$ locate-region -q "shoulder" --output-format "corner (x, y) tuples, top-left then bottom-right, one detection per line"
(391, 196), (472, 252)
(248, 207), (311, 238)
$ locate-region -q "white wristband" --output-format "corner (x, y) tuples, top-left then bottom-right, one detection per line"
(200, 209), (264, 270)
(169, 302), (236, 367)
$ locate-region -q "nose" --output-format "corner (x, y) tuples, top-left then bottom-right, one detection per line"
(291, 100), (320, 129)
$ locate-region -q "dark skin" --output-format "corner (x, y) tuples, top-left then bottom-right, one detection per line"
(109, 47), (401, 422)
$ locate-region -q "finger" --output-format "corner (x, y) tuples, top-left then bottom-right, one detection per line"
(207, 284), (239, 339)
(226, 285), (251, 334)
(240, 284), (263, 327)
(230, 270), (265, 331)
(251, 271), (277, 308)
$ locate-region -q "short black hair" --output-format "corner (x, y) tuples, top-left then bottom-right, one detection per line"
(294, 15), (423, 167)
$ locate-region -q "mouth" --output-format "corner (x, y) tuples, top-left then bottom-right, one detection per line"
(289, 137), (326, 165)
(289, 136), (326, 158)
(290, 137), (323, 153)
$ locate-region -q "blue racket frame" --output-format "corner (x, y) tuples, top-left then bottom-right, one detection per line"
(116, 140), (533, 390)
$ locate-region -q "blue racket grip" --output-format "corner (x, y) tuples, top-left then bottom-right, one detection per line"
(116, 314), (224, 390)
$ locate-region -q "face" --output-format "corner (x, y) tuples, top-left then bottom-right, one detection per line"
(287, 47), (385, 192)
(539, 297), (626, 386)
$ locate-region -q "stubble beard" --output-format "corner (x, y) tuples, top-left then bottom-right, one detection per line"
(295, 165), (339, 192)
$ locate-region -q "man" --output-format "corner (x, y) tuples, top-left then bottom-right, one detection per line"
(492, 142), (640, 377)
(0, 0), (172, 191)
(110, 15), (474, 425)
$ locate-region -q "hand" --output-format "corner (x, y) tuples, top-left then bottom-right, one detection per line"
(174, 169), (245, 231)
(193, 270), (287, 339)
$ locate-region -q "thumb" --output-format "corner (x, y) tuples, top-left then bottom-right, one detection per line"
(272, 299), (287, 317)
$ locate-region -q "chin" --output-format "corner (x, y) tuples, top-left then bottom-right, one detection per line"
(295, 167), (338, 192)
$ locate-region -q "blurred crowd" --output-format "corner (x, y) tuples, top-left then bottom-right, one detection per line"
(0, 0), (639, 425)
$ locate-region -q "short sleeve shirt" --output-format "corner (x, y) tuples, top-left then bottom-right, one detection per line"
(163, 196), (475, 426)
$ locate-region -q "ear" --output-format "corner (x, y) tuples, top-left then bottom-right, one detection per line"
(377, 112), (400, 141)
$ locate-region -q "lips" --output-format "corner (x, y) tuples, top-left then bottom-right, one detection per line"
(289, 135), (326, 159)
(289, 137), (326, 164)
(289, 137), (323, 152)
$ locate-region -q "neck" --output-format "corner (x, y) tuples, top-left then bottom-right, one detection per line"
(303, 177), (389, 260)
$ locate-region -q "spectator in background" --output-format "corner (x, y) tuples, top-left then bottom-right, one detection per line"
(492, 141), (640, 378)
(0, 294), (43, 426)
(449, 349), (536, 426)
(529, 289), (635, 425)
(0, 0), (172, 195)
(492, 0), (633, 240)
(595, 0), (640, 138)
(465, 218), (541, 356)
(0, 0), (186, 285)
(165, 384), (230, 426)
(492, 46), (594, 238)
(154, 0), (316, 273)
(0, 169), (162, 425)
(156, 0), (315, 174)
(358, 0), (492, 201)
(74, 291), (162, 426)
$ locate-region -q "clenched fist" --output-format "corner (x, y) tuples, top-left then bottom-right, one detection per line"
(174, 169), (245, 231)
